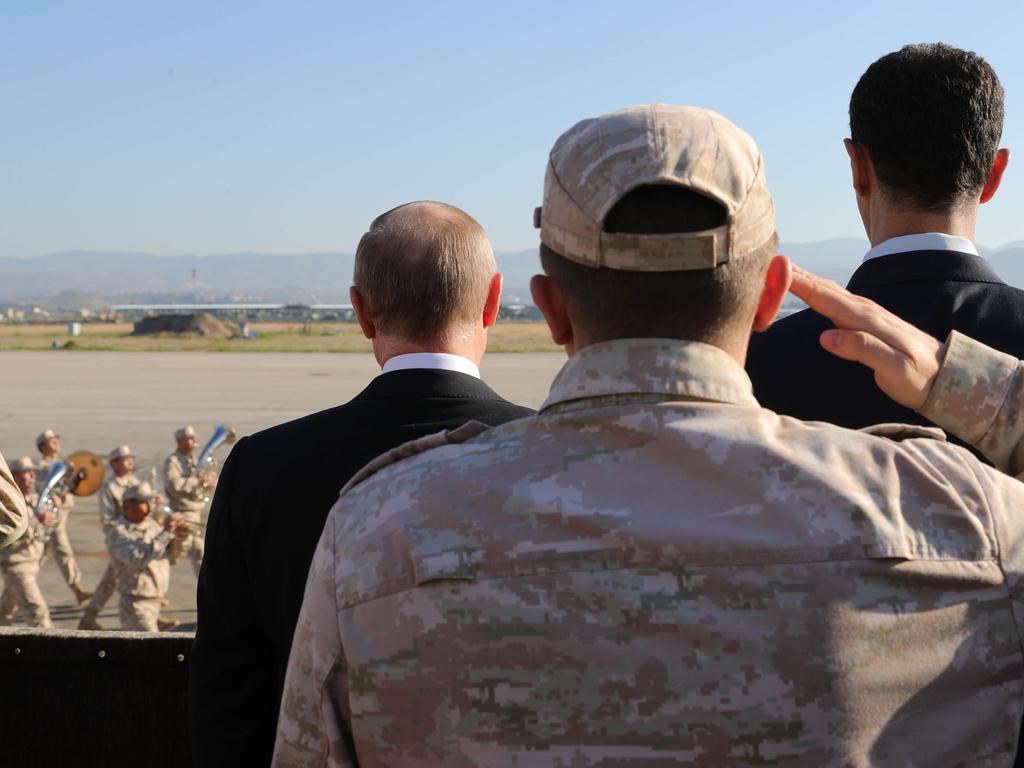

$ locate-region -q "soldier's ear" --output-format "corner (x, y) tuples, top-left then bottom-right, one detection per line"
(350, 286), (376, 340)
(530, 274), (574, 352)
(752, 254), (792, 332)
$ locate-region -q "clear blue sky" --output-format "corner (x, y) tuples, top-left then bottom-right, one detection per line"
(2, 0), (1023, 256)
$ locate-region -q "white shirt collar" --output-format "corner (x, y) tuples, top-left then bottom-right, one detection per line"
(380, 352), (480, 379)
(862, 233), (979, 263)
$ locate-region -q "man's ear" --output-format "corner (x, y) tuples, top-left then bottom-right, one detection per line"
(482, 273), (502, 329)
(752, 255), (793, 332)
(980, 148), (1010, 204)
(350, 286), (376, 340)
(844, 139), (872, 198)
(530, 274), (574, 350)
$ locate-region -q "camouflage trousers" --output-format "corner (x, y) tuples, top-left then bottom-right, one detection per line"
(0, 560), (52, 628)
(118, 594), (161, 632)
(83, 560), (122, 615)
(43, 510), (82, 588)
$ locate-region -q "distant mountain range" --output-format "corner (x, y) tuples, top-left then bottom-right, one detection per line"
(2, 239), (1022, 311)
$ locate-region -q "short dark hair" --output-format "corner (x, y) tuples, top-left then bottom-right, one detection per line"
(850, 43), (1004, 212)
(354, 201), (496, 343)
(540, 185), (775, 345)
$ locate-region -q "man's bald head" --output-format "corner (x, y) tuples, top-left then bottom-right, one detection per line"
(353, 201), (498, 343)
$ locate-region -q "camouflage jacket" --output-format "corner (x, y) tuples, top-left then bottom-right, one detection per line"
(163, 451), (206, 517)
(106, 516), (173, 598)
(274, 337), (1024, 768)
(0, 491), (44, 566)
(0, 453), (27, 550)
(97, 473), (140, 533)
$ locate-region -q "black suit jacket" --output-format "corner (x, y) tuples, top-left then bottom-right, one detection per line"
(188, 369), (534, 768)
(747, 250), (1024, 439)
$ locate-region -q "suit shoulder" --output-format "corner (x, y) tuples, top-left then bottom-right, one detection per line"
(484, 400), (535, 422)
(747, 308), (832, 367)
(753, 309), (831, 348)
(243, 402), (355, 450)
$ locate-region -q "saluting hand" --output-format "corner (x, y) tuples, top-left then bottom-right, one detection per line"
(787, 265), (945, 410)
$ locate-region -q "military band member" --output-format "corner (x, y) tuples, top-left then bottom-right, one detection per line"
(0, 457), (55, 628)
(78, 445), (140, 631)
(162, 426), (216, 576)
(35, 428), (92, 604)
(107, 482), (186, 632)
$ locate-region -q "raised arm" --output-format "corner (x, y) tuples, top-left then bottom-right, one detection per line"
(785, 265), (1024, 476)
(107, 526), (174, 568)
(0, 452), (28, 549)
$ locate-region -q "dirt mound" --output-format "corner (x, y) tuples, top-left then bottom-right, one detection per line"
(132, 313), (238, 338)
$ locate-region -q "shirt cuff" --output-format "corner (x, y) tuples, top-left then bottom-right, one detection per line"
(918, 330), (1018, 445)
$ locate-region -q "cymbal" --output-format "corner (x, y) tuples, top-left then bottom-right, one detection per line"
(65, 450), (105, 496)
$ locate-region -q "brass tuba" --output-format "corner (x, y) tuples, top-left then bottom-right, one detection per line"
(190, 425), (236, 503)
(195, 425), (236, 473)
(34, 451), (105, 540)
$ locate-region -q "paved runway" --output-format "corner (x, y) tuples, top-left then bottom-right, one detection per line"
(0, 350), (566, 630)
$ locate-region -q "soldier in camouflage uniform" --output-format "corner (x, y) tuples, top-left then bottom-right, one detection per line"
(34, 428), (92, 604)
(0, 452), (27, 551)
(78, 445), (140, 630)
(0, 457), (55, 628)
(162, 425), (216, 576)
(274, 105), (1024, 767)
(106, 482), (186, 632)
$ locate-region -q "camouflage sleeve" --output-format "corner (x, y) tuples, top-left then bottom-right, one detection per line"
(0, 452), (28, 550)
(272, 507), (356, 768)
(919, 331), (1024, 477)
(106, 528), (174, 569)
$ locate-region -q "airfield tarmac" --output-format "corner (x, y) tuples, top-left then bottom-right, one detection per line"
(0, 350), (566, 630)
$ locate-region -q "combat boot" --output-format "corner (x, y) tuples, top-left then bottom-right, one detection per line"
(78, 611), (104, 631)
(71, 582), (93, 605)
(157, 618), (180, 632)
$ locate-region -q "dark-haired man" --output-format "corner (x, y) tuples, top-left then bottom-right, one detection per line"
(190, 201), (534, 768)
(275, 105), (1024, 767)
(747, 43), (1019, 437)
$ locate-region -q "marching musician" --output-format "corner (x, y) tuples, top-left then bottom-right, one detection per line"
(107, 482), (186, 632)
(0, 457), (55, 628)
(35, 428), (92, 605)
(79, 445), (140, 631)
(162, 426), (216, 576)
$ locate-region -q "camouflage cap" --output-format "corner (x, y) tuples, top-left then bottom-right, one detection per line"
(108, 445), (135, 461)
(35, 429), (59, 447)
(123, 482), (157, 503)
(534, 104), (776, 271)
(174, 426), (196, 440)
(11, 456), (37, 474)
